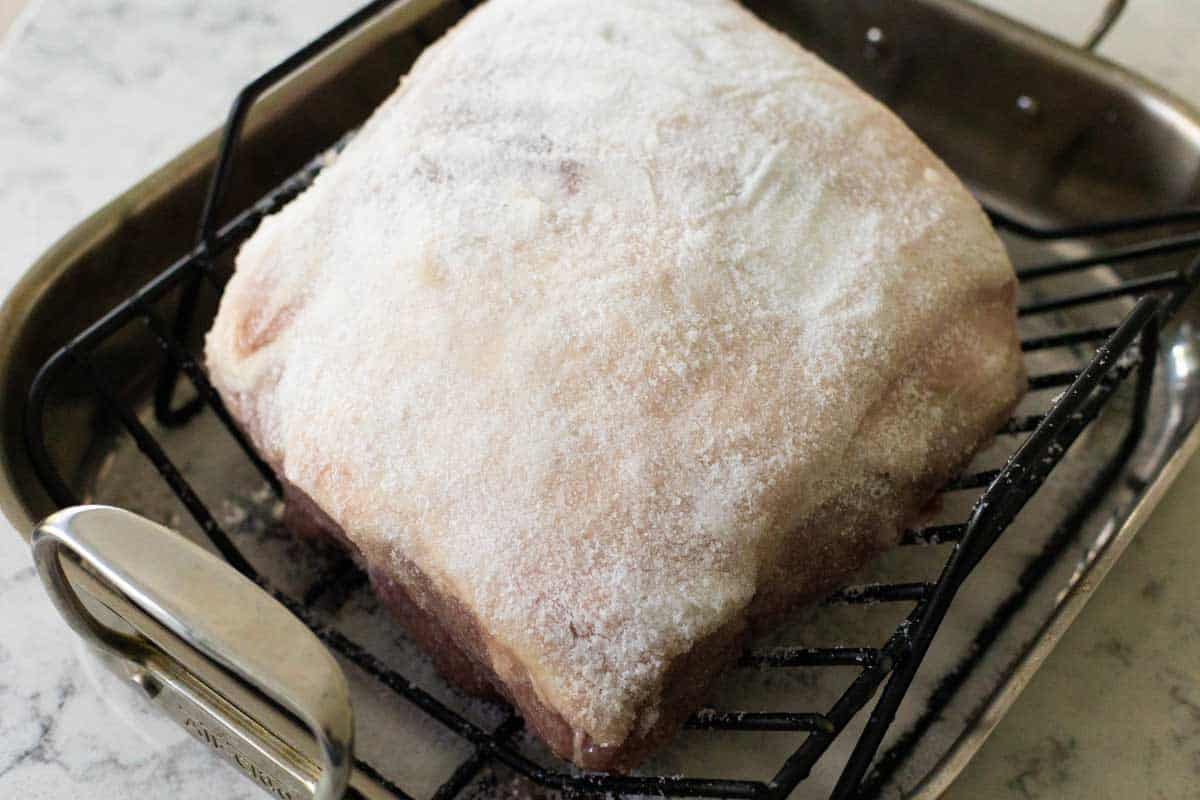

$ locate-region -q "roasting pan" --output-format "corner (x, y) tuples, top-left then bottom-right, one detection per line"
(3, 1), (1200, 798)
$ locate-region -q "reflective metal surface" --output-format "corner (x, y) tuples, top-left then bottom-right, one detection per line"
(0, 1), (1199, 797)
(1083, 0), (1127, 52)
(32, 505), (354, 800)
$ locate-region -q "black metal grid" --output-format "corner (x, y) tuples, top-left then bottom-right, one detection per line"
(19, 2), (1200, 798)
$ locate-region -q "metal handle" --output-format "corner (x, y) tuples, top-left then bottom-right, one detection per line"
(969, 0), (1127, 52)
(32, 505), (354, 800)
(1082, 0), (1127, 51)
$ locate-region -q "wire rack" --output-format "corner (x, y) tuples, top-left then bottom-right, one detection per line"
(20, 1), (1200, 798)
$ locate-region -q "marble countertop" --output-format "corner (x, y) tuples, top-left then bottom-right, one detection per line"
(1, 1), (1198, 798)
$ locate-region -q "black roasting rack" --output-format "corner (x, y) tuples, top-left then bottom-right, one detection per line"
(20, 1), (1200, 798)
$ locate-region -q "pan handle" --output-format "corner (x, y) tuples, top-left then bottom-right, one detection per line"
(1082, 0), (1127, 51)
(31, 505), (354, 800)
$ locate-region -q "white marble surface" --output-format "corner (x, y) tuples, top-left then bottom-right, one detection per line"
(0, 4), (355, 798)
(1, 1), (1199, 798)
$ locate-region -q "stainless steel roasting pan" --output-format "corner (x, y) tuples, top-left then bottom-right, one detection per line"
(2, 1), (1200, 798)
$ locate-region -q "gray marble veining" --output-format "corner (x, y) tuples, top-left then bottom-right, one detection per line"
(2, 1), (1200, 798)
(0, 3), (347, 797)
(0, 531), (258, 797)
(0, 0), (346, 294)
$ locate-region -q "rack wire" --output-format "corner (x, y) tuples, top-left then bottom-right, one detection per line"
(20, 1), (1200, 798)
